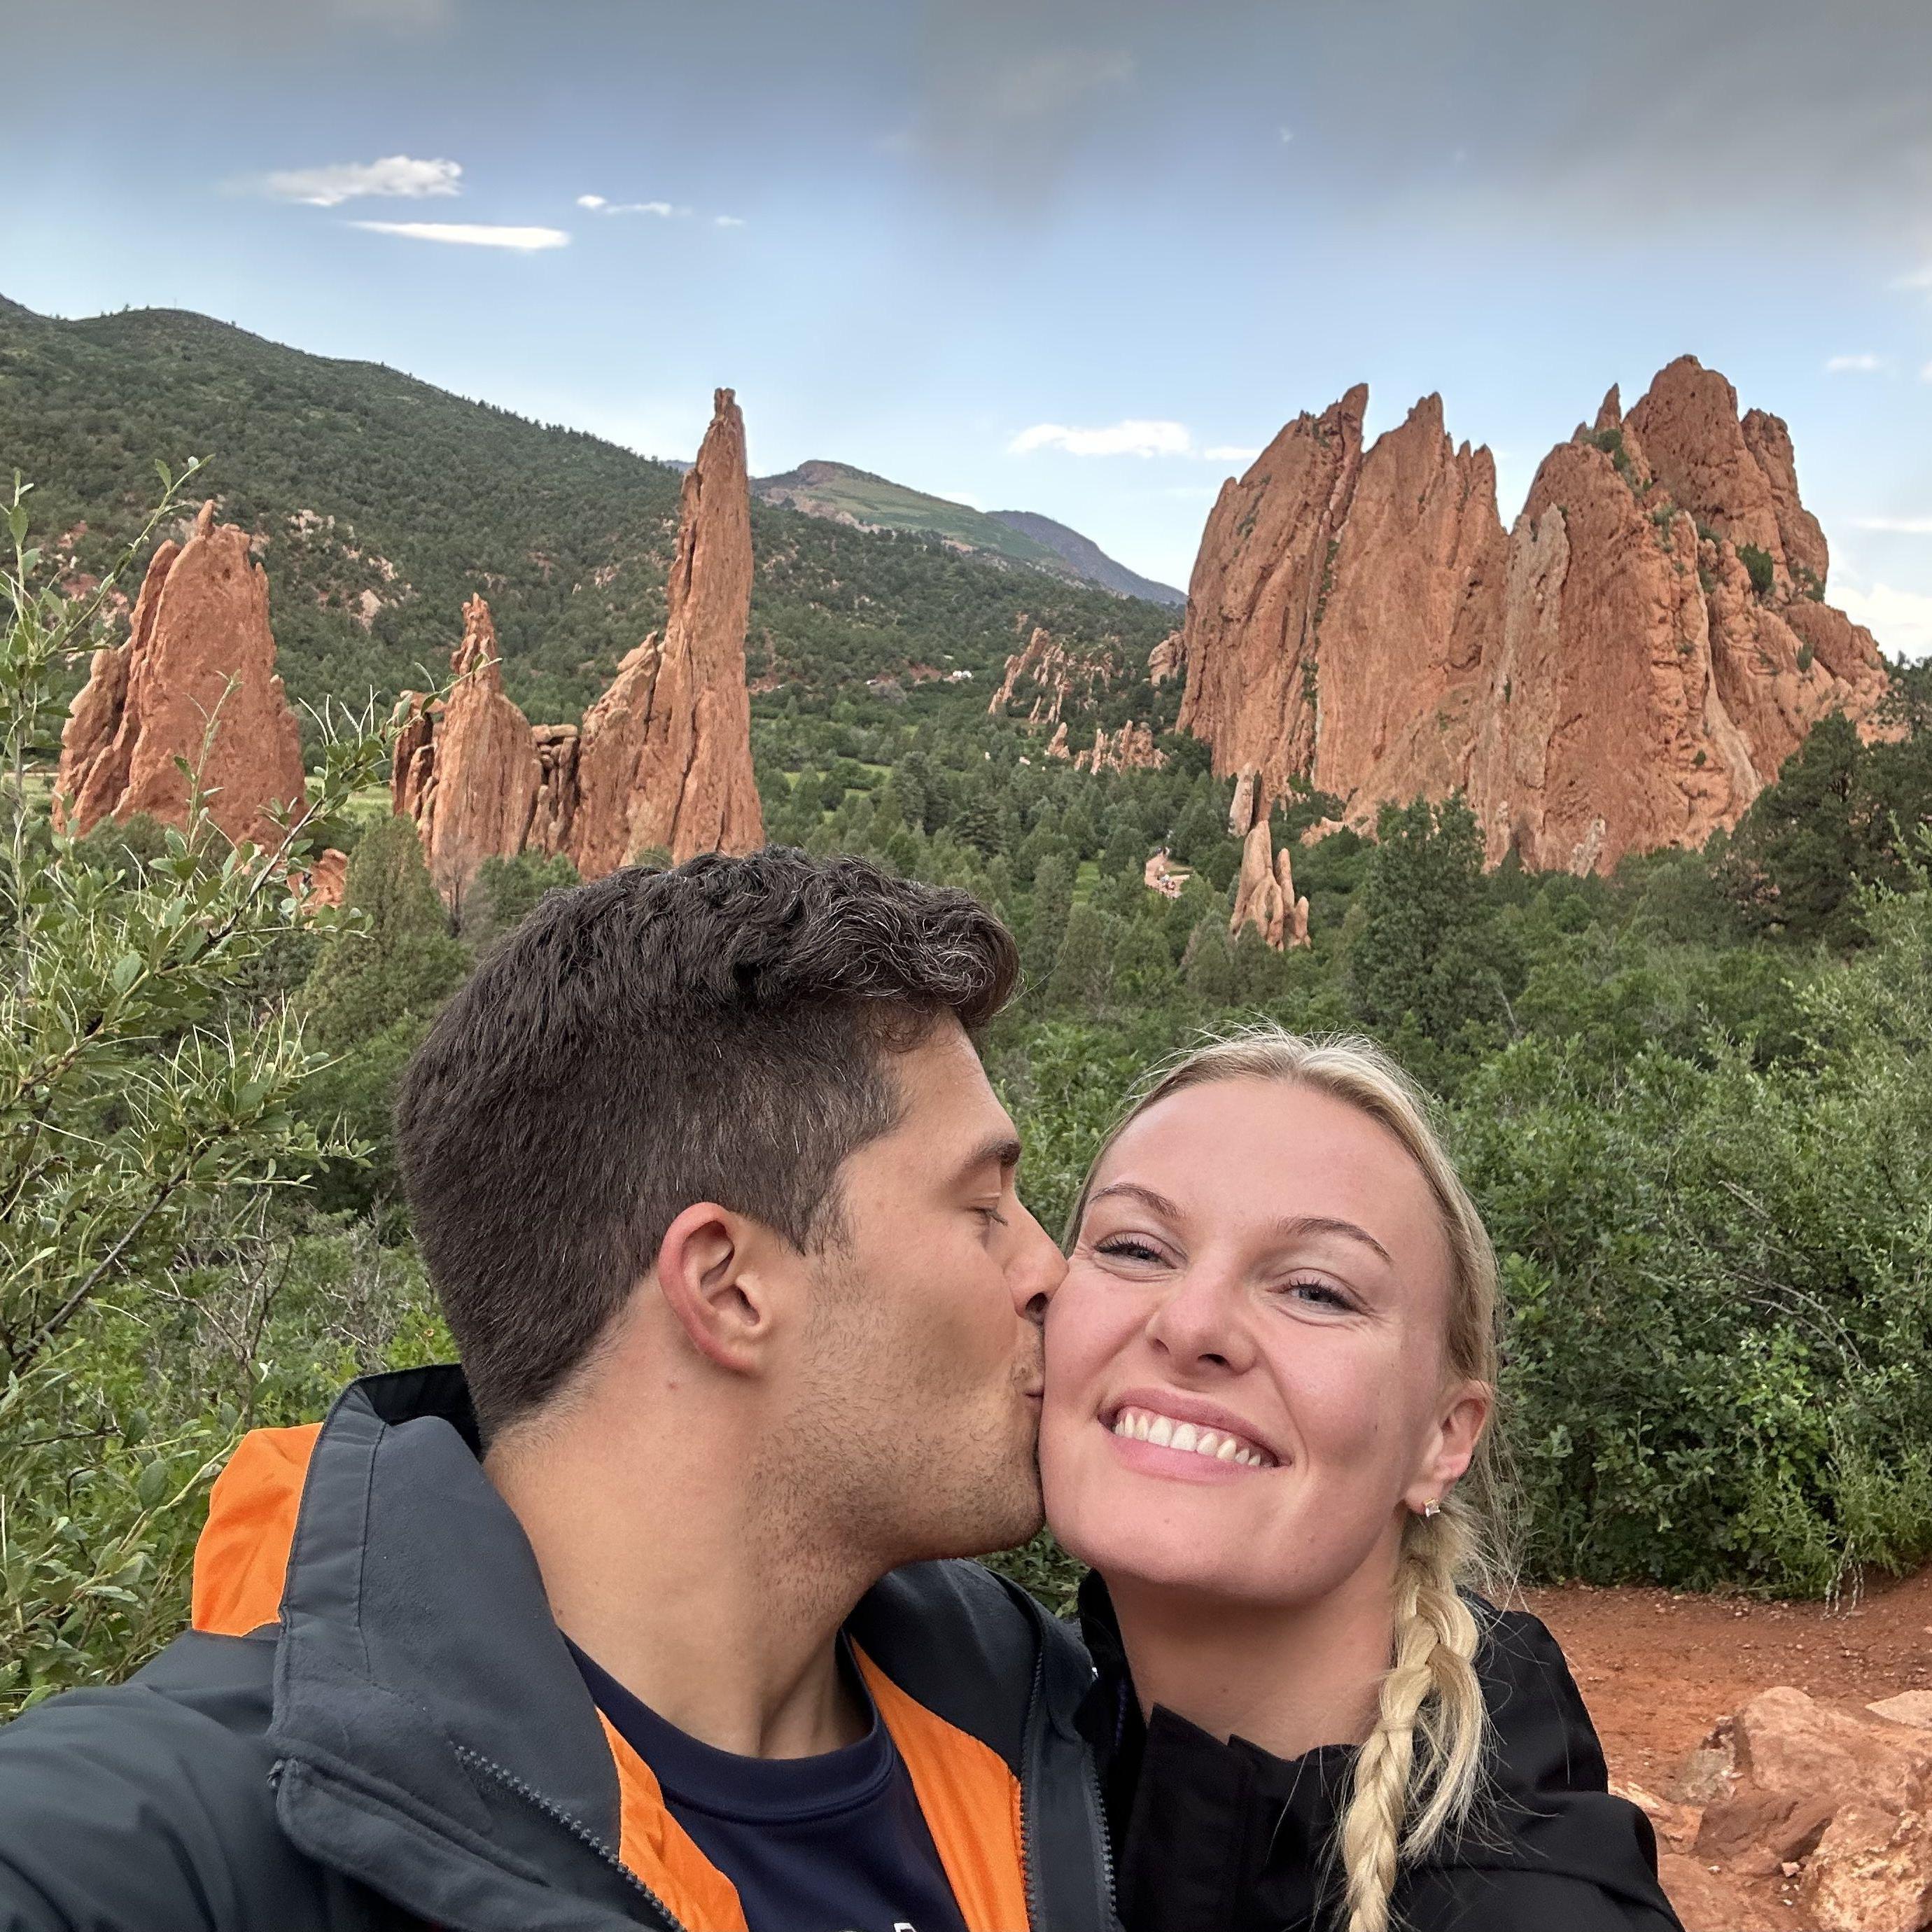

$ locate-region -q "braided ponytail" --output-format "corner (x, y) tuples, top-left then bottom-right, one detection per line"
(1337, 1504), (1488, 1932)
(1067, 1026), (1513, 1932)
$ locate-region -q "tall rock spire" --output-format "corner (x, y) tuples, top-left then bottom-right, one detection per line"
(56, 501), (307, 851)
(569, 387), (764, 874)
(391, 596), (542, 904)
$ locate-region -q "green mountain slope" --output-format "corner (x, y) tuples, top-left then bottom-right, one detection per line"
(0, 298), (1174, 732)
(752, 459), (1180, 604)
(986, 509), (1184, 607)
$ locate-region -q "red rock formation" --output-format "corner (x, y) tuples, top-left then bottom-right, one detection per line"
(1044, 720), (1071, 762)
(1468, 369), (1891, 870)
(1178, 388), (1366, 798)
(1148, 630), (1184, 686)
(1227, 785), (1310, 951)
(1310, 395), (1507, 817)
(57, 502), (306, 850)
(1176, 362), (1891, 874)
(1073, 720), (1164, 774)
(392, 596), (542, 903)
(527, 723), (580, 856)
(568, 388), (763, 874)
(986, 625), (1118, 728)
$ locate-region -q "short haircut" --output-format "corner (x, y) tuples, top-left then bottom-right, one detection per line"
(394, 848), (1020, 1442)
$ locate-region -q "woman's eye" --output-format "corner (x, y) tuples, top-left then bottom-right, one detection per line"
(1282, 1278), (1354, 1312)
(976, 1206), (1008, 1230)
(1094, 1236), (1166, 1265)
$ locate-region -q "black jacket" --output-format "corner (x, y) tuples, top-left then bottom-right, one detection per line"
(0, 1367), (1117, 1932)
(1078, 1574), (1681, 1932)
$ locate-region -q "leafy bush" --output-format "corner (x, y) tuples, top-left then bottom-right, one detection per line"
(1737, 542), (1776, 598)
(0, 470), (428, 1707)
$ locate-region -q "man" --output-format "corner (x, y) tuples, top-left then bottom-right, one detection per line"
(0, 850), (1116, 1932)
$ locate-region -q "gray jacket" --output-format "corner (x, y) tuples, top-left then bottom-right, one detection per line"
(0, 1366), (1116, 1931)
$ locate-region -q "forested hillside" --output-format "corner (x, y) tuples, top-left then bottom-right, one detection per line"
(0, 296), (1174, 729)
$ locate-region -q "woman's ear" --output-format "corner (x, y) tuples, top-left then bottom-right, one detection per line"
(652, 1200), (776, 1375)
(1406, 1380), (1492, 1514)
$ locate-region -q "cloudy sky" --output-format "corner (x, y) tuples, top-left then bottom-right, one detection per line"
(5, 0), (1931, 651)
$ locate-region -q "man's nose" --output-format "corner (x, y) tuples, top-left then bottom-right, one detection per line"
(1011, 1201), (1068, 1325)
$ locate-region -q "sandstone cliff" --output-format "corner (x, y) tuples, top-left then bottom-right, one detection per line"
(1311, 395), (1506, 814)
(1178, 387), (1366, 795)
(1467, 365), (1891, 869)
(57, 500), (307, 850)
(1176, 360), (1891, 872)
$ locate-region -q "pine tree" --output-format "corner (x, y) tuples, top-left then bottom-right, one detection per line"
(1046, 903), (1114, 1011)
(1025, 855), (1074, 992)
(1345, 795), (1508, 1044)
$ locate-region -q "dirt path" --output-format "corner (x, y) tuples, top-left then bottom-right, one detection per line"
(1525, 1566), (1932, 1786)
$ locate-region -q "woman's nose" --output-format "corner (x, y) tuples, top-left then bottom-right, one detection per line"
(1142, 1266), (1255, 1374)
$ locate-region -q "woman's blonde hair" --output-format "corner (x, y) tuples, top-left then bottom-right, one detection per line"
(1065, 1025), (1511, 1932)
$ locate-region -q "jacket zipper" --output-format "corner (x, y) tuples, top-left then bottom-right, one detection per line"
(1017, 1640), (1119, 1931)
(452, 1743), (688, 1932)
(1018, 1648), (1046, 1928)
(1083, 1745), (1118, 1921)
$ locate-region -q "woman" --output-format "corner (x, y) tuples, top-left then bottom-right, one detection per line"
(1040, 1028), (1681, 1932)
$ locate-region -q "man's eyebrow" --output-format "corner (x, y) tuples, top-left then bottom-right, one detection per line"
(955, 1134), (1023, 1184)
(1270, 1214), (1394, 1266)
(1086, 1181), (1184, 1221)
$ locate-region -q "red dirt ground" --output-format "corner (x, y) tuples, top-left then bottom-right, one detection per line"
(1524, 1567), (1932, 1928)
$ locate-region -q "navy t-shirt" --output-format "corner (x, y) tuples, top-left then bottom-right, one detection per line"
(568, 1637), (970, 1932)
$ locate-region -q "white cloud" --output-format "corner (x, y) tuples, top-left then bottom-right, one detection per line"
(1835, 582), (1932, 659)
(1279, 125), (1294, 144)
(1847, 514), (1932, 533)
(1825, 352), (1887, 372)
(1201, 444), (1261, 463)
(1009, 419), (1194, 458)
(348, 221), (569, 251)
(263, 155), (461, 206)
(580, 195), (687, 217)
(1892, 264), (1932, 290)
(714, 214), (747, 228)
(939, 490), (986, 510)
(1922, 359), (1932, 383)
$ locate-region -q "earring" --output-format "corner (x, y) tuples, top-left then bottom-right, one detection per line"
(1421, 1499), (1441, 1519)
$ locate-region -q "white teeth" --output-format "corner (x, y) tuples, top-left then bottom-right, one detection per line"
(1108, 1408), (1273, 1468)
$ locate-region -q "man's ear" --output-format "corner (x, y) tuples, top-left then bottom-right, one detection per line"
(652, 1200), (777, 1375)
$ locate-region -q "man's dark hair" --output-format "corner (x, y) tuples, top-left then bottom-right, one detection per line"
(394, 848), (1020, 1442)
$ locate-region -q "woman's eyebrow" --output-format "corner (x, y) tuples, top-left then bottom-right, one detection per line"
(1086, 1181), (1184, 1221)
(1270, 1214), (1394, 1266)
